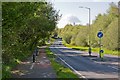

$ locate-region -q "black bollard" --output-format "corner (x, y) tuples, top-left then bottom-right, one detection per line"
(89, 47), (92, 56)
(33, 54), (35, 62)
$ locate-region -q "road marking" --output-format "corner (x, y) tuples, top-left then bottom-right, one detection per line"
(30, 63), (35, 69)
(57, 56), (87, 79)
(51, 48), (87, 79)
(108, 66), (118, 70)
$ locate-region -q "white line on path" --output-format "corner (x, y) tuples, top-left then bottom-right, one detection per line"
(30, 63), (35, 69)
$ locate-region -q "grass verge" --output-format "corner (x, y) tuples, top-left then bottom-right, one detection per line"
(45, 47), (78, 78)
(63, 42), (119, 56)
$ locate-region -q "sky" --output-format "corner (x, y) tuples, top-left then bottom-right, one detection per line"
(49, 0), (119, 28)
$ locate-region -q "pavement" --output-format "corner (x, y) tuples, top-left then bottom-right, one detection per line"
(11, 46), (56, 78)
(50, 39), (119, 80)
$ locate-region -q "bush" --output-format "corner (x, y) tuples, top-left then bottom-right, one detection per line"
(103, 18), (118, 50)
(63, 33), (72, 44)
(74, 27), (89, 46)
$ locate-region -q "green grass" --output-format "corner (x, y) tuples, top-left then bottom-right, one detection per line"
(63, 42), (119, 56)
(45, 47), (79, 78)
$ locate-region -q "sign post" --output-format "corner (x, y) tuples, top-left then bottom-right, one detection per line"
(97, 31), (104, 59)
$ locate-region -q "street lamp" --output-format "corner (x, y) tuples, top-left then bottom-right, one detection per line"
(79, 6), (92, 56)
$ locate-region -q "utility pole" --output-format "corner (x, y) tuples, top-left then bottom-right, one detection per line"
(79, 6), (92, 56)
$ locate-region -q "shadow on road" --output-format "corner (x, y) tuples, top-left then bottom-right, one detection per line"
(50, 44), (119, 79)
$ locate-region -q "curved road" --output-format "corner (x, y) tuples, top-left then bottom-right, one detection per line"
(50, 39), (119, 80)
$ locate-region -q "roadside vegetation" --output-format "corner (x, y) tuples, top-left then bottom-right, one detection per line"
(2, 2), (60, 78)
(63, 41), (119, 56)
(45, 47), (79, 78)
(57, 3), (119, 56)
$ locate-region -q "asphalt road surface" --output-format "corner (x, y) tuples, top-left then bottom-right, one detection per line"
(50, 39), (119, 80)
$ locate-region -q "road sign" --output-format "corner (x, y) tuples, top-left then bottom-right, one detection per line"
(97, 31), (103, 38)
(100, 50), (104, 59)
(100, 50), (104, 53)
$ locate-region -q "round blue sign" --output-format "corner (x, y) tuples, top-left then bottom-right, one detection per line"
(97, 32), (103, 38)
(100, 50), (104, 53)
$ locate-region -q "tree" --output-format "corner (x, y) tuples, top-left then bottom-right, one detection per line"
(102, 18), (118, 50)
(57, 2), (119, 50)
(2, 2), (59, 78)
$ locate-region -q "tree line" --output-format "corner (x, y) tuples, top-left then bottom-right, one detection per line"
(57, 2), (119, 51)
(2, 2), (59, 78)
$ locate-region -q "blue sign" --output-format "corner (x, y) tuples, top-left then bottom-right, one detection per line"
(97, 32), (103, 38)
(100, 50), (104, 53)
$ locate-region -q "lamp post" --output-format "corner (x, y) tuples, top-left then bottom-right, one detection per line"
(79, 6), (92, 56)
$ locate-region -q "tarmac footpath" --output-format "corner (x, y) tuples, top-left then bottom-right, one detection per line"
(11, 46), (56, 78)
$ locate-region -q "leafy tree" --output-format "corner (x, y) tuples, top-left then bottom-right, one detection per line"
(63, 32), (72, 44)
(2, 2), (59, 78)
(102, 18), (118, 50)
(57, 2), (119, 51)
(74, 27), (89, 46)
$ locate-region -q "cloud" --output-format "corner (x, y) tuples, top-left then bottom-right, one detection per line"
(68, 15), (80, 23)
(57, 14), (80, 28)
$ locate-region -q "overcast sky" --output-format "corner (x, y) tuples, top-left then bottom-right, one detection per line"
(49, 0), (119, 28)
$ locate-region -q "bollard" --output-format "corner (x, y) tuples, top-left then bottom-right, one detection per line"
(100, 50), (104, 59)
(89, 47), (92, 56)
(33, 54), (35, 62)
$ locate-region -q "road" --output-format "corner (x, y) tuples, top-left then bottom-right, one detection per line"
(50, 39), (119, 80)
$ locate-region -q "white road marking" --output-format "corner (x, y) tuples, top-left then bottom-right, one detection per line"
(30, 63), (35, 69)
(51, 43), (119, 79)
(52, 48), (87, 79)
(108, 66), (118, 70)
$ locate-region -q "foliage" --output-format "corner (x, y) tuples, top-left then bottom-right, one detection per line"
(74, 27), (89, 46)
(57, 2), (119, 51)
(62, 32), (72, 44)
(2, 2), (59, 78)
(102, 18), (118, 50)
(63, 42), (119, 56)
